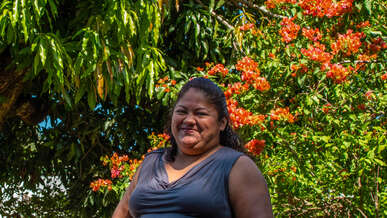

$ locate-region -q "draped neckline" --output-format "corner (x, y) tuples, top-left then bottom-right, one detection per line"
(157, 146), (225, 189)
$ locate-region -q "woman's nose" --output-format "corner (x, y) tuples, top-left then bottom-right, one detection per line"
(183, 113), (196, 124)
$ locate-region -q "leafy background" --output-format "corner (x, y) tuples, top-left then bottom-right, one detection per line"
(0, 0), (386, 217)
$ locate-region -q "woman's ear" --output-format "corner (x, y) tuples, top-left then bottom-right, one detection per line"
(219, 117), (227, 131)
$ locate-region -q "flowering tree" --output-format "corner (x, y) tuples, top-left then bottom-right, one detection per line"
(1, 0), (385, 216)
(90, 0), (386, 216)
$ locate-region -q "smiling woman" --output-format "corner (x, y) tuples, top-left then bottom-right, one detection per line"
(170, 88), (227, 156)
(112, 78), (273, 218)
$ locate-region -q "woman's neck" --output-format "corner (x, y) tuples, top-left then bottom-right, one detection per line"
(172, 145), (222, 170)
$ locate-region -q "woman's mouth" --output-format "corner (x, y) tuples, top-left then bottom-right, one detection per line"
(181, 128), (196, 134)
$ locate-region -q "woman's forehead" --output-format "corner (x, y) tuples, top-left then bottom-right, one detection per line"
(175, 88), (215, 109)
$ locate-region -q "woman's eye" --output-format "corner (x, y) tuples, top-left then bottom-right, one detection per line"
(175, 110), (186, 114)
(197, 112), (208, 116)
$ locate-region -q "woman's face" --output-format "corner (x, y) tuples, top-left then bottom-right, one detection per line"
(171, 88), (227, 156)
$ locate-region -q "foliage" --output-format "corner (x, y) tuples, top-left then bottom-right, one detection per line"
(0, 0), (386, 217)
(90, 0), (386, 217)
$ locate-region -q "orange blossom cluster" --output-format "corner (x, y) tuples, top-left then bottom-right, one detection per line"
(240, 23), (254, 31)
(90, 179), (112, 192)
(235, 57), (270, 92)
(126, 159), (142, 180)
(236, 56), (260, 76)
(156, 76), (177, 93)
(326, 64), (353, 84)
(356, 21), (370, 29)
(108, 153), (129, 179)
(227, 98), (266, 129)
(148, 132), (171, 153)
(331, 29), (365, 56)
(290, 63), (308, 77)
(297, 0), (353, 18)
(354, 53), (377, 72)
(302, 27), (322, 42)
(367, 37), (387, 54)
(244, 139), (266, 156)
(279, 16), (300, 43)
(265, 0), (353, 18)
(224, 82), (249, 99)
(301, 42), (333, 65)
(270, 107), (295, 123)
(322, 103), (332, 113)
(252, 77), (271, 92)
(208, 64), (229, 77)
(265, 0), (297, 9)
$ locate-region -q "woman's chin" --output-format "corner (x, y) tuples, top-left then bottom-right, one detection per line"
(179, 138), (199, 148)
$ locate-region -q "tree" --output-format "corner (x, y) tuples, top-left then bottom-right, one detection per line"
(1, 0), (386, 216)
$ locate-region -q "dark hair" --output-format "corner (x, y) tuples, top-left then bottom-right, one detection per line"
(165, 77), (243, 161)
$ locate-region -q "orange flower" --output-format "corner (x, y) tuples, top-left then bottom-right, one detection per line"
(252, 77), (270, 91)
(227, 98), (266, 129)
(236, 56), (260, 76)
(208, 64), (228, 77)
(381, 73), (387, 80)
(279, 16), (300, 43)
(356, 21), (370, 28)
(331, 29), (365, 56)
(301, 42), (332, 64)
(365, 90), (374, 100)
(196, 67), (204, 71)
(302, 27), (322, 42)
(322, 103), (331, 113)
(90, 179), (112, 192)
(245, 139), (266, 156)
(224, 82), (249, 98)
(240, 23), (254, 31)
(164, 88), (170, 93)
(270, 107), (295, 123)
(298, 0), (353, 18)
(171, 80), (176, 85)
(326, 64), (352, 83)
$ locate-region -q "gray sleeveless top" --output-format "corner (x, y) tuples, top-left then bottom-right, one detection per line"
(129, 146), (243, 218)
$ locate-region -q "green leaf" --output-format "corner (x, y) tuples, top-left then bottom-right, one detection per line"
(209, 0), (215, 12)
(48, 0), (58, 17)
(39, 41), (47, 66)
(184, 20), (192, 34)
(215, 0), (225, 9)
(88, 90), (96, 110)
(21, 0), (28, 42)
(306, 96), (312, 106)
(320, 136), (330, 143)
(62, 88), (72, 108)
(364, 0), (372, 15)
(11, 0), (19, 27)
(33, 53), (40, 75)
(374, 158), (386, 166)
(147, 61), (155, 98)
(75, 85), (86, 104)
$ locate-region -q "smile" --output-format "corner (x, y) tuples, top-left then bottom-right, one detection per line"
(180, 128), (197, 133)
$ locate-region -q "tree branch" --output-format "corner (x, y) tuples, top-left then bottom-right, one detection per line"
(195, 0), (247, 55)
(338, 59), (387, 64)
(237, 0), (287, 19)
(195, 0), (234, 30)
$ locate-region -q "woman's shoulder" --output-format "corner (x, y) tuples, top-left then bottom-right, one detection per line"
(145, 147), (165, 156)
(218, 146), (245, 160)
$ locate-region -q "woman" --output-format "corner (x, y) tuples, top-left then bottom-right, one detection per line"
(113, 78), (273, 218)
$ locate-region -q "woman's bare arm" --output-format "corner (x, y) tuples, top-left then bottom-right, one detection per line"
(112, 165), (142, 218)
(229, 156), (273, 218)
